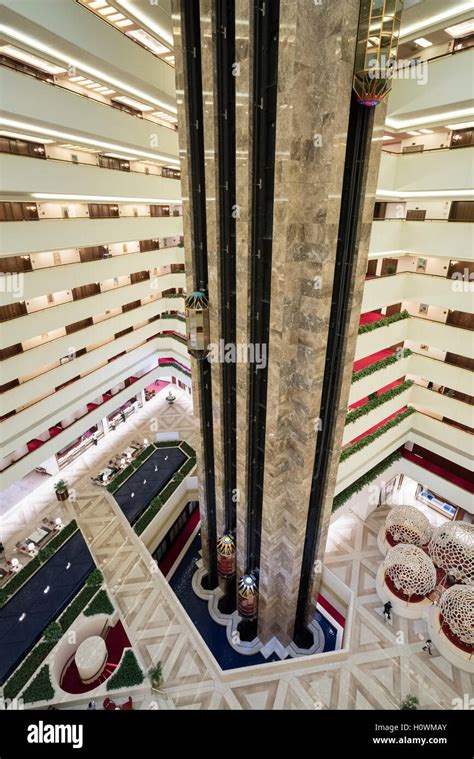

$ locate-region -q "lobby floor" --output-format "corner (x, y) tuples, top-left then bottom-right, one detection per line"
(2, 386), (472, 710)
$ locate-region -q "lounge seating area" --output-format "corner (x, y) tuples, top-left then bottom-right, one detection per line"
(0, 517), (64, 586)
(90, 440), (148, 487)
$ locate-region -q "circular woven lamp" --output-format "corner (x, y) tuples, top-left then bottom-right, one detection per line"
(385, 505), (432, 547)
(439, 585), (474, 646)
(428, 522), (474, 585)
(383, 543), (437, 599)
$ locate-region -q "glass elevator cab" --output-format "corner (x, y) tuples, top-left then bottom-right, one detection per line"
(353, 0), (403, 106)
(185, 290), (210, 359)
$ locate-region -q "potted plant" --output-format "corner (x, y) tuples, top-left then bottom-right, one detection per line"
(149, 662), (162, 691)
(385, 265), (397, 275)
(400, 694), (419, 710)
(54, 479), (69, 501)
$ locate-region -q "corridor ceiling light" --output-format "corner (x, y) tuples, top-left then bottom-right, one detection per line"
(103, 152), (132, 160)
(127, 28), (170, 56)
(89, 0), (108, 7)
(406, 130), (421, 135)
(386, 107), (474, 129)
(115, 0), (174, 47)
(98, 5), (116, 15)
(399, 3), (474, 39)
(446, 120), (474, 129)
(0, 24), (177, 115)
(32, 193), (180, 203)
(69, 75), (88, 82)
(113, 95), (155, 112)
(0, 117), (180, 164)
(0, 44), (67, 74)
(383, 135), (395, 140)
(108, 13), (126, 22)
(0, 129), (55, 143)
(116, 19), (133, 28)
(377, 189), (474, 199)
(445, 19), (474, 37)
(419, 128), (434, 134)
(413, 37), (433, 47)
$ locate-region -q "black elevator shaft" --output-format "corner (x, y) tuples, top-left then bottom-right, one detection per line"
(294, 93), (375, 645)
(181, 0), (218, 588)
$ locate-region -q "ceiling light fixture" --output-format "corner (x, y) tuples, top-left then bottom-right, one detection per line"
(127, 28), (170, 55)
(0, 117), (180, 164)
(386, 108), (474, 130)
(413, 37), (433, 48)
(0, 129), (55, 143)
(115, 0), (174, 47)
(446, 121), (474, 130)
(0, 44), (67, 74)
(115, 19), (133, 28)
(399, 3), (474, 39)
(377, 189), (474, 199)
(0, 24), (177, 114)
(112, 95), (155, 112)
(419, 128), (434, 134)
(32, 193), (180, 203)
(444, 19), (474, 37)
(406, 130), (421, 136)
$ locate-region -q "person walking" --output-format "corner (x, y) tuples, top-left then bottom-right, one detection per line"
(422, 639), (433, 655)
(383, 601), (393, 621)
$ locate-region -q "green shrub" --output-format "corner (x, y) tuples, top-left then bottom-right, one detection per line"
(0, 520), (78, 607)
(22, 665), (54, 704)
(43, 621), (63, 643)
(4, 642), (55, 700)
(400, 694), (419, 710)
(352, 349), (412, 383)
(57, 584), (98, 631)
(106, 650), (143, 690)
(86, 568), (103, 587)
(345, 380), (413, 425)
(180, 440), (195, 458)
(132, 444), (156, 468)
(332, 451), (402, 512)
(358, 309), (409, 335)
(340, 407), (415, 462)
(84, 590), (114, 617)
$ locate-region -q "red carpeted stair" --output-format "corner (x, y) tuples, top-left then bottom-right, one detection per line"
(60, 621), (130, 694)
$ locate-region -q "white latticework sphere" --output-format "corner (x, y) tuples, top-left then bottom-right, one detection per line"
(439, 585), (474, 645)
(428, 522), (474, 585)
(383, 543), (437, 597)
(385, 505), (432, 546)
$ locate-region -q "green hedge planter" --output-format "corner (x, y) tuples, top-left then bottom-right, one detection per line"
(23, 665), (55, 704)
(84, 589), (114, 617)
(134, 455), (197, 536)
(340, 407), (415, 462)
(358, 309), (409, 335)
(345, 380), (413, 425)
(332, 451), (402, 512)
(352, 349), (412, 383)
(0, 520), (78, 608)
(106, 650), (143, 691)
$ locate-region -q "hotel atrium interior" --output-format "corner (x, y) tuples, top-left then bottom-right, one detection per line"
(0, 0), (473, 728)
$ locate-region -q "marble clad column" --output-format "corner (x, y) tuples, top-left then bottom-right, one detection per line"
(256, 0), (374, 644)
(233, 0), (252, 586)
(171, 1), (212, 570)
(198, 1), (226, 541)
(306, 102), (388, 621)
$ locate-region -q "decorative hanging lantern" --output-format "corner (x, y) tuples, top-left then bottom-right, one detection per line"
(185, 290), (210, 359)
(238, 574), (258, 618)
(217, 534), (236, 578)
(353, 0), (404, 106)
(385, 505), (432, 547)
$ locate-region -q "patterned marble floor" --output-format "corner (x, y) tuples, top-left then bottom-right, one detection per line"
(2, 387), (472, 709)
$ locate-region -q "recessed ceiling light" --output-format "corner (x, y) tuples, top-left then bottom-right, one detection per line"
(444, 19), (474, 38)
(69, 75), (87, 82)
(115, 18), (133, 27)
(413, 37), (433, 48)
(98, 88), (115, 95)
(77, 79), (94, 86)
(0, 44), (67, 74)
(108, 13), (125, 22)
(386, 108), (474, 130)
(400, 3), (474, 38)
(446, 121), (474, 130)
(89, 0), (108, 8)
(406, 130), (421, 136)
(0, 117), (180, 164)
(0, 129), (55, 143)
(98, 6), (116, 16)
(115, 0), (174, 47)
(127, 28), (169, 55)
(113, 95), (155, 111)
(419, 129), (434, 134)
(382, 135), (395, 141)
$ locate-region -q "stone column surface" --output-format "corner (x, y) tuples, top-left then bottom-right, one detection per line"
(256, 0), (371, 645)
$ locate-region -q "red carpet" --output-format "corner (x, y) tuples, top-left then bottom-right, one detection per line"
(401, 449), (474, 494)
(60, 621), (130, 694)
(359, 311), (383, 326)
(349, 379), (403, 411)
(385, 574), (425, 603)
(349, 407), (407, 445)
(159, 508), (201, 577)
(439, 613), (473, 654)
(317, 594), (345, 628)
(353, 348), (394, 373)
